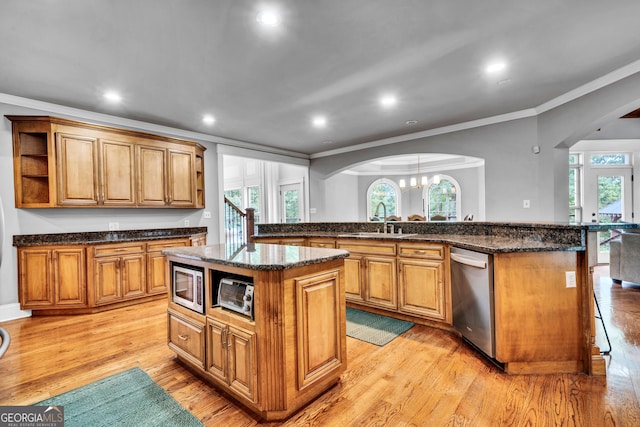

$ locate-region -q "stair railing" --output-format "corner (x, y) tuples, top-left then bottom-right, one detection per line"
(224, 197), (255, 248)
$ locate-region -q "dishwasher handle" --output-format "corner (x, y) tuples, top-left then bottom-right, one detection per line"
(450, 252), (487, 269)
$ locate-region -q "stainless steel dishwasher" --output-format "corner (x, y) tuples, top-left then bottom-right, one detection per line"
(450, 246), (495, 359)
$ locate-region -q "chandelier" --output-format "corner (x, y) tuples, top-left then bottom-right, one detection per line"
(399, 156), (439, 190)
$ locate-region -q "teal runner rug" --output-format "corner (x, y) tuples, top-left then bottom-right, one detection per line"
(37, 367), (202, 427)
(346, 307), (414, 346)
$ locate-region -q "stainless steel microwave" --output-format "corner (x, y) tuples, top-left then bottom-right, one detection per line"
(218, 277), (254, 320)
(172, 263), (204, 314)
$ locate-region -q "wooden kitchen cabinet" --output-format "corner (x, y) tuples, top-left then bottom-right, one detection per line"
(137, 143), (196, 207)
(167, 146), (195, 207)
(398, 243), (449, 323)
(206, 317), (257, 403)
(18, 246), (86, 308)
(99, 138), (136, 206)
(168, 309), (206, 369)
(92, 242), (146, 305)
(11, 120), (56, 207)
(7, 115), (205, 209)
(56, 133), (99, 206)
(146, 238), (190, 294)
(165, 253), (346, 421)
(56, 133), (137, 207)
(337, 239), (397, 310)
(308, 238), (336, 248)
(16, 230), (205, 314)
(343, 255), (365, 302)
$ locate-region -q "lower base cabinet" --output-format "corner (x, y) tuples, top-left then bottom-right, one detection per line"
(17, 234), (204, 314)
(168, 309), (205, 369)
(18, 247), (87, 308)
(206, 317), (257, 402)
(398, 258), (447, 321)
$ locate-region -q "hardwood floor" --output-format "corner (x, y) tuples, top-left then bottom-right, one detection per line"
(1, 267), (639, 426)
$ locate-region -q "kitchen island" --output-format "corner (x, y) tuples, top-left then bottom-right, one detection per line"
(162, 242), (349, 421)
(254, 221), (632, 377)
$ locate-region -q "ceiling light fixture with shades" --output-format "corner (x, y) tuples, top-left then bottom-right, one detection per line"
(399, 156), (436, 190)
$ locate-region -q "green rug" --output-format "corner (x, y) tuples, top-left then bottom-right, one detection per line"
(346, 307), (414, 346)
(37, 367), (203, 427)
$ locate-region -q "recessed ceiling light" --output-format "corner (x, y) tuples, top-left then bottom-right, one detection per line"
(321, 140), (334, 145)
(486, 61), (507, 74)
(202, 114), (216, 125)
(256, 9), (281, 27)
(103, 91), (122, 103)
(405, 120), (418, 126)
(379, 94), (398, 108)
(312, 116), (327, 128)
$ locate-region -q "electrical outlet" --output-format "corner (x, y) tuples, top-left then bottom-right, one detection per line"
(203, 211), (211, 218)
(565, 271), (576, 288)
(184, 219), (189, 227)
(523, 200), (530, 208)
(108, 222), (119, 231)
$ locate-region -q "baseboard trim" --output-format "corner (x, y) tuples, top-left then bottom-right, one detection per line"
(0, 303), (31, 322)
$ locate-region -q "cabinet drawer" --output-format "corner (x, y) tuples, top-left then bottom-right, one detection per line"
(168, 310), (205, 368)
(398, 243), (445, 260)
(308, 239), (336, 248)
(337, 240), (397, 256)
(147, 238), (190, 253)
(93, 242), (146, 257)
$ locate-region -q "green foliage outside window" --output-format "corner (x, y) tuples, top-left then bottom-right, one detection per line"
(224, 189), (241, 208)
(429, 180), (456, 220)
(369, 182), (397, 219)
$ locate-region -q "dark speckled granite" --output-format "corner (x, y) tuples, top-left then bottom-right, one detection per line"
(254, 222), (615, 253)
(13, 227), (207, 247)
(162, 243), (349, 270)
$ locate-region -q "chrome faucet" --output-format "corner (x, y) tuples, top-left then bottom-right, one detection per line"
(374, 201), (387, 233)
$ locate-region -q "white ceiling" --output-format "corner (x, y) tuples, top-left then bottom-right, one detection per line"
(2, 1), (640, 157)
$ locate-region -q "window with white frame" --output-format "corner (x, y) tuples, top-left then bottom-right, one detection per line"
(569, 153), (582, 222)
(366, 179), (401, 221)
(426, 176), (459, 221)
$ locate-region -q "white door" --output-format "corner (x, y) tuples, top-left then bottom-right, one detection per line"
(280, 183), (303, 223)
(590, 169), (633, 264)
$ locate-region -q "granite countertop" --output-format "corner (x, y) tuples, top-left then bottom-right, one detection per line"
(13, 227), (208, 247)
(162, 243), (349, 270)
(255, 231), (583, 253)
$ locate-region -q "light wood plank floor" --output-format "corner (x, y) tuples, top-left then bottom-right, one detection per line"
(1, 267), (639, 426)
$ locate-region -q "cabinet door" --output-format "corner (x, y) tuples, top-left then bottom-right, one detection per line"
(364, 256), (397, 309)
(121, 254), (146, 299)
(53, 248), (87, 306)
(56, 133), (99, 206)
(295, 270), (344, 390)
(100, 139), (135, 206)
(398, 259), (447, 321)
(167, 147), (194, 207)
(146, 239), (189, 294)
(227, 326), (257, 402)
(137, 145), (167, 206)
(18, 248), (54, 307)
(94, 256), (121, 304)
(344, 256), (365, 303)
(206, 318), (228, 383)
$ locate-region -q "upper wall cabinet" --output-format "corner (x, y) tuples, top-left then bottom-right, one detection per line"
(7, 116), (205, 209)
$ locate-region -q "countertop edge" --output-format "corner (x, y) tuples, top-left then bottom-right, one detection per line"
(13, 227), (208, 247)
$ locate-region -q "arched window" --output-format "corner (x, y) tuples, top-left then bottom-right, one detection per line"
(425, 176), (460, 221)
(367, 179), (401, 221)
